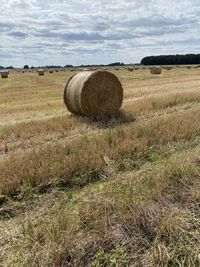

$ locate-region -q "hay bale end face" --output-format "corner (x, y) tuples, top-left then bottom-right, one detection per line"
(0, 70), (9, 78)
(150, 66), (162, 74)
(64, 71), (123, 118)
(38, 69), (44, 76)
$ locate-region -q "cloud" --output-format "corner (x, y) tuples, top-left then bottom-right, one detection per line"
(0, 0), (200, 66)
(8, 31), (29, 39)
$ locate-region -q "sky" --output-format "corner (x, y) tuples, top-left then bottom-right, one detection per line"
(0, 0), (200, 67)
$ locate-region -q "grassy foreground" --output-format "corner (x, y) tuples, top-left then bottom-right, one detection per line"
(0, 67), (200, 266)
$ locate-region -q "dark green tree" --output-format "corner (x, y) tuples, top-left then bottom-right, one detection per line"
(141, 54), (200, 65)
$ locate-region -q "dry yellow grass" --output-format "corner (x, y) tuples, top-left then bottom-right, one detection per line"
(0, 67), (200, 266)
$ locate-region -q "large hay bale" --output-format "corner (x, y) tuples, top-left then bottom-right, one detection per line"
(150, 66), (162, 74)
(0, 70), (9, 78)
(128, 67), (134, 71)
(49, 69), (53, 74)
(38, 69), (44, 76)
(64, 71), (123, 117)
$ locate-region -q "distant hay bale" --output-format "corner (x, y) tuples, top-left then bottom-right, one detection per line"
(55, 69), (59, 72)
(150, 66), (162, 74)
(164, 67), (173, 70)
(128, 67), (134, 71)
(64, 70), (123, 118)
(38, 69), (44, 76)
(0, 70), (9, 78)
(49, 69), (53, 74)
(187, 66), (191, 69)
(114, 68), (119, 70)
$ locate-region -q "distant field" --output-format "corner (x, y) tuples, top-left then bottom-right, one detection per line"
(0, 67), (200, 266)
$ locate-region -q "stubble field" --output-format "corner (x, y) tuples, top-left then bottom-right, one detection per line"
(0, 67), (200, 266)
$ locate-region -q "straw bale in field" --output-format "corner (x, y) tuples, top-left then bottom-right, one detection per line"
(0, 70), (9, 78)
(150, 66), (162, 74)
(38, 69), (44, 76)
(64, 70), (123, 117)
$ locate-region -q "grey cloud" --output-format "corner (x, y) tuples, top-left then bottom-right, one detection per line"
(8, 31), (29, 39)
(124, 16), (197, 28)
(0, 21), (15, 31)
(8, 0), (38, 9)
(62, 32), (104, 41)
(93, 22), (110, 31)
(34, 29), (104, 41)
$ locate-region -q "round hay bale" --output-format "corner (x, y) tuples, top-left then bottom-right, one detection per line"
(150, 66), (162, 74)
(0, 70), (9, 78)
(64, 71), (123, 118)
(49, 69), (53, 74)
(128, 67), (134, 71)
(38, 69), (44, 76)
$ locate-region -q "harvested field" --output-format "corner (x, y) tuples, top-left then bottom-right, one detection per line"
(0, 67), (200, 266)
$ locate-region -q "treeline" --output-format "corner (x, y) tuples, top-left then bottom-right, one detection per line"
(141, 54), (200, 65)
(75, 62), (125, 67)
(0, 62), (126, 70)
(0, 66), (14, 69)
